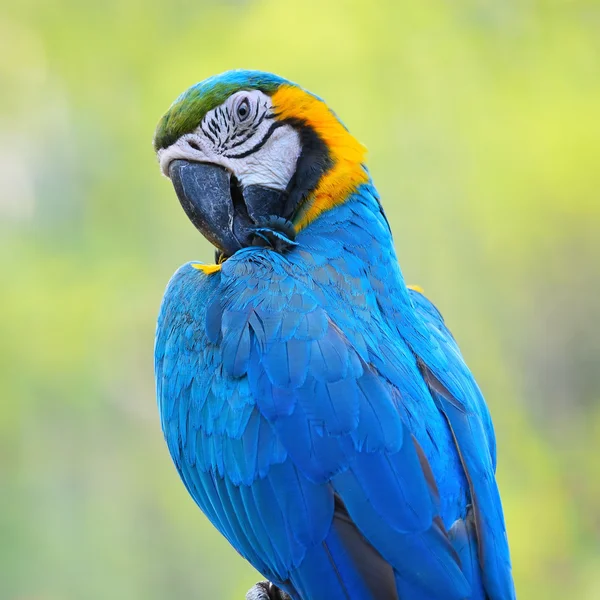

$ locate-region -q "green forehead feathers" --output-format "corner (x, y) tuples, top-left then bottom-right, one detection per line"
(153, 70), (289, 152)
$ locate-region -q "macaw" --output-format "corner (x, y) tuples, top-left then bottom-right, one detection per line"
(153, 70), (515, 600)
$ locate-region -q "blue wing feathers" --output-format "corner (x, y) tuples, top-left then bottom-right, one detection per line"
(428, 378), (514, 600)
(408, 290), (514, 599)
(348, 442), (433, 532)
(156, 205), (514, 600)
(449, 511), (486, 600)
(292, 529), (380, 600)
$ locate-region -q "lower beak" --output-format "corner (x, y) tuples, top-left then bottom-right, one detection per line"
(168, 159), (286, 257)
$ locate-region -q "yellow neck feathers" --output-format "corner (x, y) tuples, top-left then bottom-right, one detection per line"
(271, 85), (369, 230)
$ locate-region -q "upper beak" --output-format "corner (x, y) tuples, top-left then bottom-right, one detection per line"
(169, 160), (286, 257)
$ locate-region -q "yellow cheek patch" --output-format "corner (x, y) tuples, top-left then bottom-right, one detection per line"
(192, 263), (222, 275)
(271, 85), (369, 230)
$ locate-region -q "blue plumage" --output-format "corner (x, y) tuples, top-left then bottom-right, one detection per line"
(155, 181), (515, 599)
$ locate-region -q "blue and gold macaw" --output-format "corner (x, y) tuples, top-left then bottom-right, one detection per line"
(153, 70), (515, 600)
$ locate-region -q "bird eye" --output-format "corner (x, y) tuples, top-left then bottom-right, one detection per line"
(236, 98), (250, 121)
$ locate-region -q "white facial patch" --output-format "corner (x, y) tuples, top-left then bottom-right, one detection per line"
(158, 90), (302, 192)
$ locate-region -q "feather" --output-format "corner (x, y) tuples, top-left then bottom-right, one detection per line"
(449, 509), (486, 600)
(423, 365), (515, 600)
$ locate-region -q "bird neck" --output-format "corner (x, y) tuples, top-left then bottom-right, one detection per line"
(292, 158), (371, 232)
(297, 182), (403, 277)
(293, 182), (413, 325)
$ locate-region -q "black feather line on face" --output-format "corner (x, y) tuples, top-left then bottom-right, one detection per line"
(281, 118), (333, 222)
(224, 121), (285, 159)
(226, 106), (269, 147)
(226, 125), (260, 150)
(202, 125), (216, 145)
(208, 119), (219, 137)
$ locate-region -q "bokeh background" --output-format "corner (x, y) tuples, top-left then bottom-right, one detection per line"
(2, 0), (600, 598)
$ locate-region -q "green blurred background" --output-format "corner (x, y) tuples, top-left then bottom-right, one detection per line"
(2, 0), (599, 598)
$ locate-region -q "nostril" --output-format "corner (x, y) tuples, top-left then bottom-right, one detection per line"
(188, 140), (201, 151)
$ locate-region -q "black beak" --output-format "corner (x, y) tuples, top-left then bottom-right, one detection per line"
(168, 160), (289, 257)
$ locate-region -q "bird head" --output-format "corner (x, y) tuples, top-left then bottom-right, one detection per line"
(154, 70), (368, 259)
